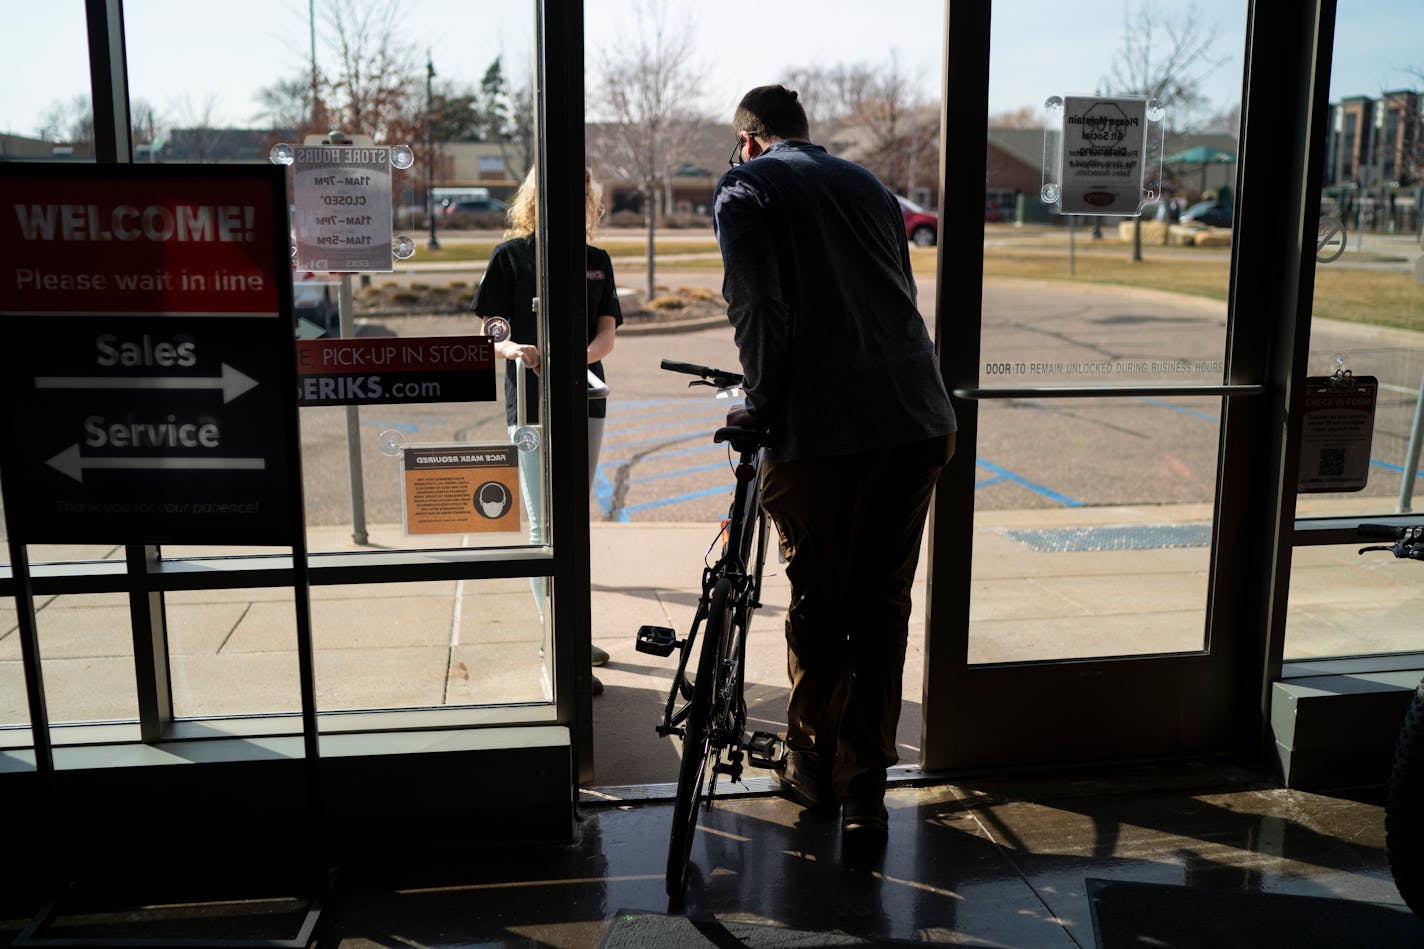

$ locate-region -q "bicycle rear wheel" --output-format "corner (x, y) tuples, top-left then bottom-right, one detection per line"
(666, 577), (732, 898)
(1387, 678), (1424, 917)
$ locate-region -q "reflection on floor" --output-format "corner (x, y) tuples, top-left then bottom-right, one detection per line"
(5, 761), (1419, 948)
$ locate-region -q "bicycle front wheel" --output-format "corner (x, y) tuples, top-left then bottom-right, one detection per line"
(667, 577), (732, 898)
(1387, 678), (1424, 917)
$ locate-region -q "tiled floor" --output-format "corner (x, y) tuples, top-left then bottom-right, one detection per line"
(3, 760), (1418, 947)
(318, 761), (1405, 946)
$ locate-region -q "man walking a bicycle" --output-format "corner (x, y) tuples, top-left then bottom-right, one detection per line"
(714, 84), (957, 835)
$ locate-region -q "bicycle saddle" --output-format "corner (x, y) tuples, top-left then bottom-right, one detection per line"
(714, 426), (768, 454)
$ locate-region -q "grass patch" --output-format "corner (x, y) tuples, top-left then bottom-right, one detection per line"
(982, 251), (1232, 301)
(1312, 268), (1424, 331)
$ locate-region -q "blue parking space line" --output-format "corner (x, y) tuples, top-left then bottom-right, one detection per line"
(604, 412), (730, 441)
(594, 465), (616, 518)
(602, 429), (723, 452)
(976, 475), (1007, 488)
(1369, 459), (1424, 477)
(609, 402), (730, 424)
(601, 444), (725, 470)
(1134, 396), (1220, 424)
(976, 458), (1083, 507)
(626, 461), (729, 485)
(621, 483), (733, 517)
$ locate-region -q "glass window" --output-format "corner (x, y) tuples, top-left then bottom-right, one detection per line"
(0, 5), (93, 163)
(37, 592), (139, 726)
(1, 2), (562, 740)
(119, 1), (541, 559)
(165, 578), (552, 718)
(1286, 1), (1424, 661)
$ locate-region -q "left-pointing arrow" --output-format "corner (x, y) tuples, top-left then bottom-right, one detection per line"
(33, 363), (259, 403)
(45, 445), (267, 483)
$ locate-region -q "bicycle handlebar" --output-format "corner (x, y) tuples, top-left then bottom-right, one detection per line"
(1358, 523), (1424, 560)
(660, 359), (744, 390)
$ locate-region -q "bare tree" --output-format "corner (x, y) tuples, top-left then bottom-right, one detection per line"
(1105, 0), (1227, 260)
(320, 0), (420, 142)
(1109, 0), (1226, 132)
(506, 78), (536, 180)
(990, 106), (1044, 129)
(781, 63), (879, 129)
(35, 95), (94, 152)
(589, 0), (708, 300)
(855, 54), (937, 197)
(782, 56), (938, 199)
(35, 93), (160, 156)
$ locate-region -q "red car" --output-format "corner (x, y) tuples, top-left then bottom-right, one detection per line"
(896, 195), (939, 247)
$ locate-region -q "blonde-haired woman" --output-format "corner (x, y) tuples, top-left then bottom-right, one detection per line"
(471, 167), (622, 693)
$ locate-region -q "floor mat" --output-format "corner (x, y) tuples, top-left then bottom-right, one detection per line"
(1087, 878), (1424, 948)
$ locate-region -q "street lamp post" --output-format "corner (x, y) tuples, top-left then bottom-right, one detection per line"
(426, 52), (440, 251)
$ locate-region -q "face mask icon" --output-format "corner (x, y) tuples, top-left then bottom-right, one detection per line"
(475, 481), (512, 519)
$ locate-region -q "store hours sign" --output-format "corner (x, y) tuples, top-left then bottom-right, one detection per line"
(291, 144), (394, 272)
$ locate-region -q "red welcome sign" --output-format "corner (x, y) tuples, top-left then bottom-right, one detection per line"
(2, 174), (280, 315)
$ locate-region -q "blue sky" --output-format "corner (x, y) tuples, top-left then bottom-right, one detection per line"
(1, 1), (1418, 140)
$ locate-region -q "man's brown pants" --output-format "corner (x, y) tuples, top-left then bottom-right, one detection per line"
(760, 433), (954, 801)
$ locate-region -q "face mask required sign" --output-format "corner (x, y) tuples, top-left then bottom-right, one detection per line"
(402, 444), (520, 535)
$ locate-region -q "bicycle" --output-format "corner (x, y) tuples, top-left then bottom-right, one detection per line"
(634, 359), (783, 899)
(1357, 522), (1424, 917)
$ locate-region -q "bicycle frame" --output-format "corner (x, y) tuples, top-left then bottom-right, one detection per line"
(636, 359), (783, 899)
(658, 436), (767, 751)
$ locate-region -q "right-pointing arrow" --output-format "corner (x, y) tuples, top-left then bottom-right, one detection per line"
(34, 363), (258, 403)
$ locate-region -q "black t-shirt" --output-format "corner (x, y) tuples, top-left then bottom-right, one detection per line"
(471, 235), (623, 426)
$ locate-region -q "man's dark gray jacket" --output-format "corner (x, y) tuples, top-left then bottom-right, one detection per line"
(713, 140), (956, 462)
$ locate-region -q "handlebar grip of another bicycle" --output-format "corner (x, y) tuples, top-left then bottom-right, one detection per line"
(1358, 523), (1407, 540)
(660, 359), (709, 376)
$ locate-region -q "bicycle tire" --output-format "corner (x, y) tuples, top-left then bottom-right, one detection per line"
(1387, 678), (1424, 917)
(666, 577), (732, 898)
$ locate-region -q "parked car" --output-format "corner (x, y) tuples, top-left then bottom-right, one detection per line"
(1181, 200), (1233, 228)
(896, 195), (938, 247)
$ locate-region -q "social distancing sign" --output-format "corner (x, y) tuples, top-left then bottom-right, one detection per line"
(403, 445), (520, 534)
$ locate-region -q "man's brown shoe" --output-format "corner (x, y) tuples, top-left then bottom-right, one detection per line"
(841, 799), (888, 835)
(775, 750), (834, 810)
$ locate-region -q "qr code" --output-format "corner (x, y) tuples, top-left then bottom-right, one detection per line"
(1318, 447), (1345, 477)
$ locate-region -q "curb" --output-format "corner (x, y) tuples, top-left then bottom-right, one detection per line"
(618, 314), (726, 336)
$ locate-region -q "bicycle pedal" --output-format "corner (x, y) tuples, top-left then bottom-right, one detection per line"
(635, 624), (679, 657)
(746, 731), (785, 769)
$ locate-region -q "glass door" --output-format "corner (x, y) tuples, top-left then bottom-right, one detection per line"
(921, 0), (1325, 768)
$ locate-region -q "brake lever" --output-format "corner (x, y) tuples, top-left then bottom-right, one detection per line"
(1359, 545), (1393, 555)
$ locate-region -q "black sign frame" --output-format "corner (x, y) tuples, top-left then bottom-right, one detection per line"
(0, 163), (303, 546)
